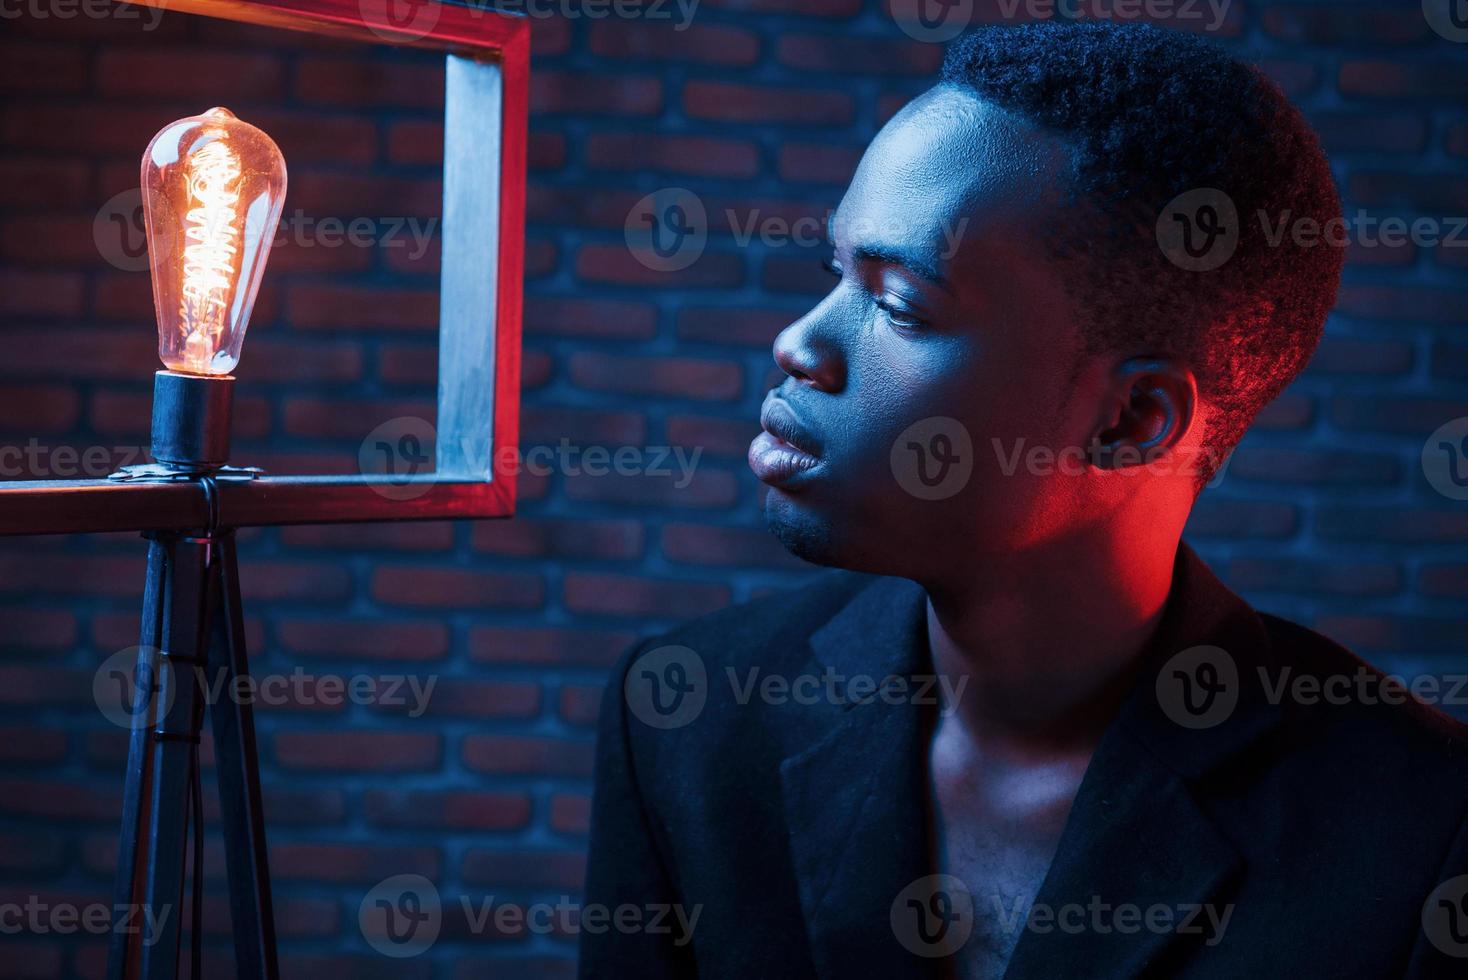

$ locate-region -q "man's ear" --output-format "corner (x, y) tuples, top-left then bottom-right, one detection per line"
(1089, 357), (1198, 471)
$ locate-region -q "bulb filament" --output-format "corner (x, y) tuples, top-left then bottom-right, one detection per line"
(178, 138), (241, 373)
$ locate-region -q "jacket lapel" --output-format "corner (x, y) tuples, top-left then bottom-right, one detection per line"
(1002, 543), (1283, 978)
(778, 574), (940, 980)
(777, 545), (1284, 980)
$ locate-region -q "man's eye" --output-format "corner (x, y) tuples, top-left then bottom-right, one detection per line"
(821, 256), (843, 278)
(877, 300), (926, 330)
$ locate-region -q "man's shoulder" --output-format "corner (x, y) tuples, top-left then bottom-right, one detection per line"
(1255, 609), (1468, 778)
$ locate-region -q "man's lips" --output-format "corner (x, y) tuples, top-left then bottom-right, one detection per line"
(749, 394), (824, 488)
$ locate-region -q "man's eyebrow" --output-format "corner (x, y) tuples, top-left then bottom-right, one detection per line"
(825, 214), (952, 289)
(849, 244), (950, 289)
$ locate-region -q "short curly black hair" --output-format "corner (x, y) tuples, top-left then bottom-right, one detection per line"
(940, 20), (1343, 487)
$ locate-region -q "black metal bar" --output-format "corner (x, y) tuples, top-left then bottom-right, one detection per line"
(207, 531), (280, 980)
(108, 537), (169, 980)
(108, 533), (215, 980)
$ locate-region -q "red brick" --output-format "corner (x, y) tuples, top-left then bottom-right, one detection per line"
(462, 735), (594, 777)
(1317, 508), (1468, 544)
(522, 406), (647, 446)
(287, 284), (438, 331)
(1184, 499), (1300, 540)
(1262, 6), (1428, 45)
(294, 57), (443, 108)
(532, 71), (662, 115)
(0, 156), (89, 210)
(269, 842), (440, 883)
(778, 142), (863, 185)
(589, 21), (760, 65)
(667, 413), (759, 459)
(276, 618), (450, 661)
(563, 571), (731, 618)
(98, 47), (285, 100)
(702, 0), (859, 13)
(364, 790), (532, 831)
(684, 80), (854, 125)
(373, 678), (541, 720)
(1340, 61), (1468, 100)
(1336, 284), (1468, 324)
(585, 132), (761, 179)
(0, 41), (87, 93)
(1226, 447), (1400, 487)
(0, 383), (81, 434)
(775, 34), (942, 76)
(274, 731), (441, 772)
(0, 269), (84, 318)
(1331, 395), (1468, 436)
(559, 684), (603, 727)
(281, 522), (455, 552)
(370, 566), (545, 609)
(661, 522), (807, 569)
(575, 243), (744, 288)
(468, 626), (636, 668)
(281, 395), (433, 439)
(472, 517), (644, 560)
(549, 793), (591, 836)
(1420, 565), (1468, 599)
(568, 351), (742, 401)
(0, 779), (118, 821)
(524, 296), (658, 339)
(564, 464), (740, 509)
(461, 849), (585, 890)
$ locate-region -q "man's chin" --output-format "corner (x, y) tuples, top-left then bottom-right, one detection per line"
(762, 488), (868, 570)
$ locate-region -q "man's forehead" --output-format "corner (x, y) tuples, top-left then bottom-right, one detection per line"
(829, 86), (1071, 267)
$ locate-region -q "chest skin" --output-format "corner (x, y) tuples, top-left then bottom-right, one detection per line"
(927, 714), (1094, 980)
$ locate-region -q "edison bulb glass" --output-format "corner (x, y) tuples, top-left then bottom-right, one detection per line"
(141, 107), (286, 376)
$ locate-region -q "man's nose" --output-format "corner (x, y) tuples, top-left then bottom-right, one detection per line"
(772, 303), (846, 393)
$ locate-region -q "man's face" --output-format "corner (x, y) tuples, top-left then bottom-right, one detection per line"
(751, 84), (1109, 583)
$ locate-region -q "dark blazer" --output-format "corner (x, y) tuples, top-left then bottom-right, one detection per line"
(580, 543), (1468, 978)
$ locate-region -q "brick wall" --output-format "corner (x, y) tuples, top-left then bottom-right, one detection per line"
(1, 1), (1466, 977)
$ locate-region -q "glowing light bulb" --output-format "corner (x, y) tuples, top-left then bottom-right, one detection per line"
(142, 107), (286, 376)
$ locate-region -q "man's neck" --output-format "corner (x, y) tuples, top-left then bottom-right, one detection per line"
(923, 524), (1182, 751)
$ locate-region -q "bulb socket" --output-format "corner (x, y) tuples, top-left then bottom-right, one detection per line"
(149, 370), (234, 470)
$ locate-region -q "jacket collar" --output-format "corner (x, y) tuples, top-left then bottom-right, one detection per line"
(777, 542), (1283, 979)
